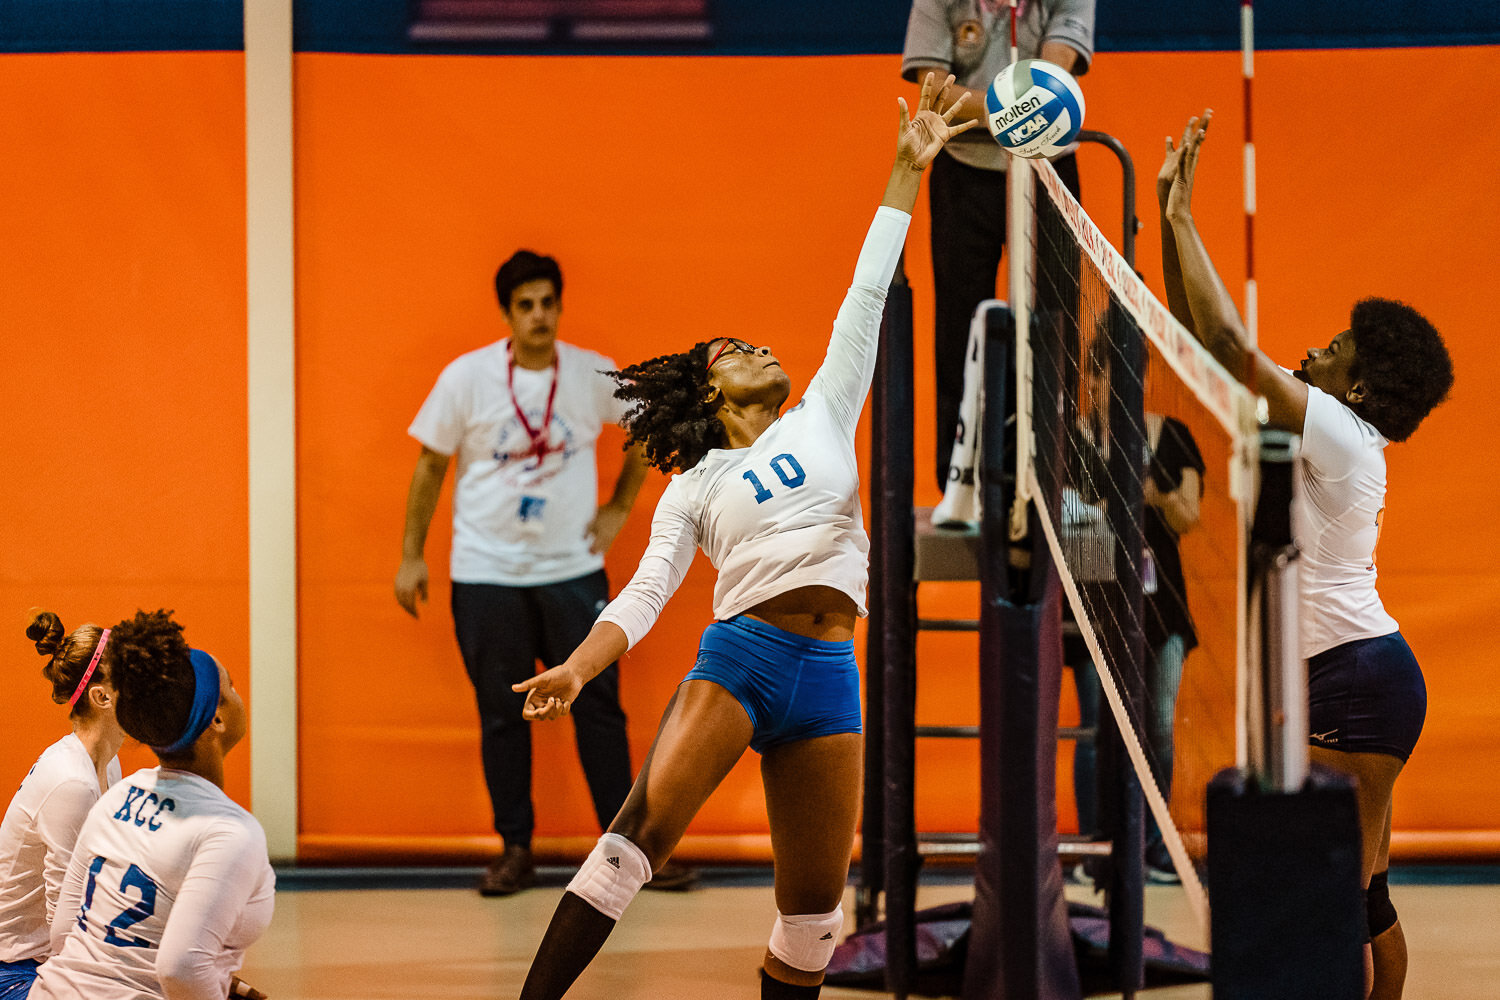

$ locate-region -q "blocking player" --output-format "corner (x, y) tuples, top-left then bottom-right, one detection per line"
(1160, 111), (1454, 1000)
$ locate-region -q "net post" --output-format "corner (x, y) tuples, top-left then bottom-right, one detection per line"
(1101, 302), (1146, 995)
(966, 307), (1082, 1000)
(1247, 429), (1307, 791)
(858, 260), (909, 928)
(873, 257), (919, 994)
(1209, 430), (1363, 999)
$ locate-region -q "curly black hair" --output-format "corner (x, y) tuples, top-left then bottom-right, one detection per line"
(610, 340), (727, 473)
(25, 609), (107, 715)
(1347, 297), (1454, 442)
(107, 609), (197, 753)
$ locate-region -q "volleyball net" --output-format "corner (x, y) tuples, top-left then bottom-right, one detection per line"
(1010, 157), (1261, 934)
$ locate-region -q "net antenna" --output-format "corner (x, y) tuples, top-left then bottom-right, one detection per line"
(1242, 0), (1257, 353)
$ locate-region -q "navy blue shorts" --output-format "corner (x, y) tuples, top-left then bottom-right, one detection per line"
(1307, 632), (1426, 763)
(685, 615), (861, 754)
(0, 959), (39, 999)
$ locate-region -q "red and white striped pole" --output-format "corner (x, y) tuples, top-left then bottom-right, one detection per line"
(1242, 0), (1257, 352)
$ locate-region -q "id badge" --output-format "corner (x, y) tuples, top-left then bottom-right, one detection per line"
(518, 496), (547, 523)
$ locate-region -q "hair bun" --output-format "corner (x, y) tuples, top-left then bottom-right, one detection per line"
(25, 609), (64, 657)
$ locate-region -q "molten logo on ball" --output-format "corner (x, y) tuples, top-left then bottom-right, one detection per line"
(984, 58), (1086, 160)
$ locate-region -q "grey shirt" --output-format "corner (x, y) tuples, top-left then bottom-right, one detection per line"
(901, 0), (1095, 170)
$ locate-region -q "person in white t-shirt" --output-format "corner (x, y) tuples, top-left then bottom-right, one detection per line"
(508, 76), (978, 1000)
(30, 610), (274, 1000)
(395, 248), (673, 897)
(1160, 111), (1454, 1000)
(0, 613), (125, 999)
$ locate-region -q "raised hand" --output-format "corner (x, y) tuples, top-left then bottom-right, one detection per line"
(1163, 110), (1212, 219)
(512, 662), (584, 722)
(897, 72), (980, 170)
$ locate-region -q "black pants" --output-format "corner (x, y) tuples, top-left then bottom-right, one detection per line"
(928, 148), (1082, 490)
(452, 571), (633, 848)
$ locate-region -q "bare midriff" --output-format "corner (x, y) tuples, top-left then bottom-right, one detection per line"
(743, 585), (857, 642)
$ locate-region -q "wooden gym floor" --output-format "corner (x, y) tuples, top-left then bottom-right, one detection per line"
(238, 866), (1500, 999)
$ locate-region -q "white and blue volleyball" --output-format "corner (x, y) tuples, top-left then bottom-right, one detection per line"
(984, 59), (1086, 159)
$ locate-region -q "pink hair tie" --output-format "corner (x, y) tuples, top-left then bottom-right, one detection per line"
(67, 628), (110, 709)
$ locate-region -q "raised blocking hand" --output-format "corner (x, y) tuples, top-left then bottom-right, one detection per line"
(1163, 109), (1212, 219)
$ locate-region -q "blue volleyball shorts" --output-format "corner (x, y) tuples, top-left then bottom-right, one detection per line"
(1307, 631), (1426, 763)
(685, 614), (862, 753)
(0, 959), (39, 999)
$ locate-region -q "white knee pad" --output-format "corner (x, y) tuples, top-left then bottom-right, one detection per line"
(768, 906), (844, 973)
(566, 833), (652, 920)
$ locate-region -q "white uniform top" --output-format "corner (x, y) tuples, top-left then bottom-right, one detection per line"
(598, 207), (911, 649)
(31, 768), (274, 1000)
(409, 338), (631, 587)
(0, 735), (121, 963)
(1297, 383), (1400, 659)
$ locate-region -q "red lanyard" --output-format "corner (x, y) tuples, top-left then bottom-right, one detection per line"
(506, 341), (559, 465)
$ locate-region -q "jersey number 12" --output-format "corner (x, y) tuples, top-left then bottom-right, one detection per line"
(77, 856), (159, 949)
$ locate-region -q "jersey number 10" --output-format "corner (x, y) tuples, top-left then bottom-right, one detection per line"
(742, 453), (806, 504)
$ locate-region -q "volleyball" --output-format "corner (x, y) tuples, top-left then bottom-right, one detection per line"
(984, 58), (1086, 159)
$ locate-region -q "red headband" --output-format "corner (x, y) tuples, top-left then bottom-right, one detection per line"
(705, 341), (736, 370)
(67, 628), (110, 710)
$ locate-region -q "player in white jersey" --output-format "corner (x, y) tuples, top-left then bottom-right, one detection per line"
(31, 611), (274, 1000)
(1160, 112), (1454, 1000)
(505, 77), (978, 1000)
(0, 613), (125, 999)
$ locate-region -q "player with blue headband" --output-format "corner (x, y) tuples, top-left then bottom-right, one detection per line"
(29, 610), (274, 1000)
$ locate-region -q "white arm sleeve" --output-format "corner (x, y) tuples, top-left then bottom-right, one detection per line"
(49, 829), (92, 956)
(595, 486), (699, 649)
(34, 779), (96, 930)
(157, 824), (272, 1000)
(804, 207), (911, 432)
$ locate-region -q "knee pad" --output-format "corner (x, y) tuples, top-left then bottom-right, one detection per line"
(1366, 870), (1398, 939)
(567, 833), (652, 920)
(768, 906), (844, 973)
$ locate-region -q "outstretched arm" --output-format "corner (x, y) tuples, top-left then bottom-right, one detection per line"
(1163, 115), (1309, 432)
(1157, 116), (1204, 331)
(882, 73), (980, 213)
(515, 488), (699, 722)
(811, 75), (979, 428)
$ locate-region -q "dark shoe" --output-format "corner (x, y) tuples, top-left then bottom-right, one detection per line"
(1145, 842), (1181, 885)
(644, 861), (699, 891)
(479, 845), (536, 896)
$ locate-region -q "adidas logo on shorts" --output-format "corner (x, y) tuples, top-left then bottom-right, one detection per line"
(607, 856), (621, 868)
(820, 933), (833, 940)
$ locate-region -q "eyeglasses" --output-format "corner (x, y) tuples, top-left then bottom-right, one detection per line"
(705, 339), (756, 370)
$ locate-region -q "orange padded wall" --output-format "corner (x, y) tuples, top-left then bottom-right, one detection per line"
(294, 46), (1500, 862)
(0, 53), (251, 805)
